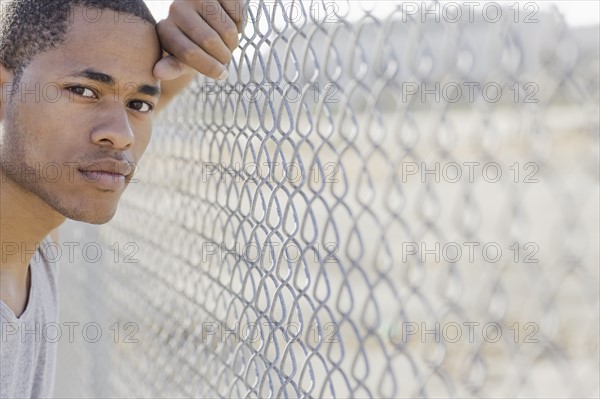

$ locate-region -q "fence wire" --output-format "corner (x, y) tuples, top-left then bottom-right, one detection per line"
(56, 1), (599, 398)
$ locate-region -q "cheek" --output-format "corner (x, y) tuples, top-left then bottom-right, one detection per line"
(0, 109), (25, 161)
(12, 100), (81, 163)
(1, 103), (35, 159)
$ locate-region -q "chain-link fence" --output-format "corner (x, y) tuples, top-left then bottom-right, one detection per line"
(55, 1), (599, 398)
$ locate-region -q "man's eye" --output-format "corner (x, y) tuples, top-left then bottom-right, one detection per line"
(128, 100), (153, 113)
(67, 86), (96, 98)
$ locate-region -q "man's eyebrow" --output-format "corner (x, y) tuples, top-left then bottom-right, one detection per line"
(67, 68), (161, 97)
(137, 84), (161, 97)
(69, 68), (115, 85)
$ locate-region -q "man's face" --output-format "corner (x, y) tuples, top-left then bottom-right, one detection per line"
(0, 7), (162, 224)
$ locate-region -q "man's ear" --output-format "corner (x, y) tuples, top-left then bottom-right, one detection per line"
(0, 63), (14, 121)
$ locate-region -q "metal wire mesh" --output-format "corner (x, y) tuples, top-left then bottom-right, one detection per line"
(56, 1), (599, 398)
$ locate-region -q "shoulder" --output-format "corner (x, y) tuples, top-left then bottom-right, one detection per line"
(49, 227), (60, 244)
(33, 234), (60, 306)
(36, 231), (60, 273)
(39, 228), (61, 264)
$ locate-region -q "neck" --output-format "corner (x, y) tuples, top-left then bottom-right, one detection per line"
(1, 173), (64, 279)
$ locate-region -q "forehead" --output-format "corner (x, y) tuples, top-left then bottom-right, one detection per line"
(25, 6), (161, 84)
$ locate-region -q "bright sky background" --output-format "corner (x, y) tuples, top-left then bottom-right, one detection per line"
(145, 1), (600, 27)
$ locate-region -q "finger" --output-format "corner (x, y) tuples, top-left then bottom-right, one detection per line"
(172, 0), (240, 53)
(156, 21), (229, 81)
(169, 5), (234, 63)
(154, 55), (195, 81)
(218, 0), (246, 34)
(153, 55), (181, 81)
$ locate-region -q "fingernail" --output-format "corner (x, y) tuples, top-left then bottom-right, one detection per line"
(217, 68), (229, 81)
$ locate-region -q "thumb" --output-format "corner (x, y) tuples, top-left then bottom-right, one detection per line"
(154, 55), (188, 81)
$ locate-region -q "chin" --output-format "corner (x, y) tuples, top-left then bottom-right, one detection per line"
(55, 202), (119, 225)
(78, 213), (117, 225)
(71, 208), (118, 225)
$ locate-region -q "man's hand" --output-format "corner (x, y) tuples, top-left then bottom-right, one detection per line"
(153, 0), (245, 111)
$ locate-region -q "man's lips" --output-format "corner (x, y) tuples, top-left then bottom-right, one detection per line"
(79, 170), (124, 179)
(78, 159), (134, 177)
(78, 159), (134, 190)
(78, 170), (126, 191)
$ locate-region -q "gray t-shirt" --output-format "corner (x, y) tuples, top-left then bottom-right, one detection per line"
(1, 236), (59, 398)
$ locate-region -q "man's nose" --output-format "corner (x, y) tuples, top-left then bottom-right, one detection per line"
(89, 108), (135, 150)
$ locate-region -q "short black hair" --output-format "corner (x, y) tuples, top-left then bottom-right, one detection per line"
(0, 0), (156, 80)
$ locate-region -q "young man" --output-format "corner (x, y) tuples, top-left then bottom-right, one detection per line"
(0, 0), (244, 396)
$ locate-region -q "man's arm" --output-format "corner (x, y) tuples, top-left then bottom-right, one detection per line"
(152, 0), (245, 113)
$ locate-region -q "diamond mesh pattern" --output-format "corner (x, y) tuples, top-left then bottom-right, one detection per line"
(56, 2), (599, 398)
